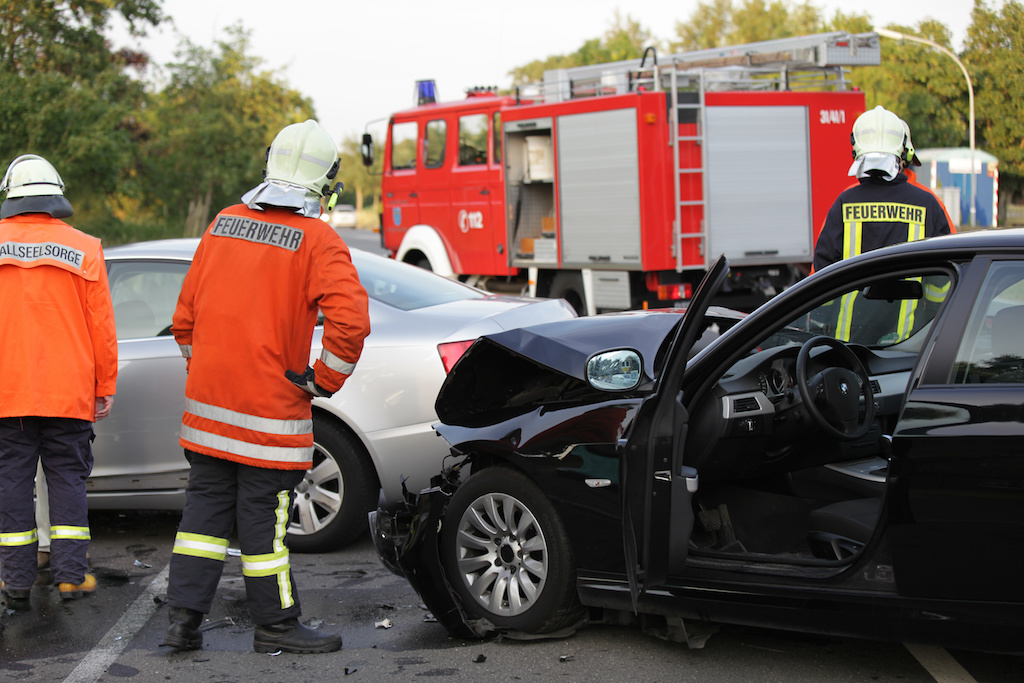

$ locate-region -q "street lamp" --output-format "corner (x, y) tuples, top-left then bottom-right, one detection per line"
(875, 28), (976, 228)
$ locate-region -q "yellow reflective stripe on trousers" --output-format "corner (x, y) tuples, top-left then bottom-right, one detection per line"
(239, 490), (295, 608)
(240, 550), (290, 577)
(50, 525), (91, 541)
(835, 221), (863, 341)
(0, 529), (38, 546)
(173, 531), (230, 561)
(274, 490), (289, 554)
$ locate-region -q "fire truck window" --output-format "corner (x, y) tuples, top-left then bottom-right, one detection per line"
(425, 119), (446, 168)
(458, 114), (488, 166)
(391, 121), (417, 170)
(492, 112), (501, 164)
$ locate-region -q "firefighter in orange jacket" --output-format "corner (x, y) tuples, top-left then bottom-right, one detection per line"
(162, 120), (370, 654)
(0, 155), (117, 611)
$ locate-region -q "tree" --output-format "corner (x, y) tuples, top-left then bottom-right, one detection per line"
(138, 25), (316, 236)
(853, 20), (967, 149)
(509, 11), (651, 86)
(964, 0), (1024, 215)
(0, 1), (163, 235)
(671, 0), (828, 51)
(337, 133), (382, 217)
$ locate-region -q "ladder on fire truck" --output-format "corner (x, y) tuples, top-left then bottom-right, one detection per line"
(539, 32), (881, 272)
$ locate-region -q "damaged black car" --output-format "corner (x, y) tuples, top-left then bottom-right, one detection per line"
(372, 230), (1024, 654)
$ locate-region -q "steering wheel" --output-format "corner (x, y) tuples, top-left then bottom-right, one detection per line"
(795, 336), (875, 440)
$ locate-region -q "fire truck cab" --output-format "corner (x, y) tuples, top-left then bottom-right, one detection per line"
(366, 32), (881, 314)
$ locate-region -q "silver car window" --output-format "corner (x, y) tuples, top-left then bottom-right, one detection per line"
(107, 260), (190, 339)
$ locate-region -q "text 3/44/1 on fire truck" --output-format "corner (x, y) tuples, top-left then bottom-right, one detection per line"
(362, 32), (882, 315)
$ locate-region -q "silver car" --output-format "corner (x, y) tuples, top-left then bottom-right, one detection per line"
(95, 237), (576, 552)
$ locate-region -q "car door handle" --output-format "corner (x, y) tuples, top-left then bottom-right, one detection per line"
(480, 189), (490, 195)
(409, 192), (418, 198)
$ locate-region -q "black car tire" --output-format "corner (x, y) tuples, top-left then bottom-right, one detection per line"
(287, 418), (377, 553)
(549, 272), (585, 317)
(440, 466), (583, 634)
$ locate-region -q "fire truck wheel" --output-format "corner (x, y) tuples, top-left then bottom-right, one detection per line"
(286, 418), (377, 552)
(413, 256), (432, 271)
(549, 272), (585, 316)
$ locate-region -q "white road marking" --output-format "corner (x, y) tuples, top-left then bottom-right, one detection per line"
(905, 643), (978, 683)
(63, 564), (170, 683)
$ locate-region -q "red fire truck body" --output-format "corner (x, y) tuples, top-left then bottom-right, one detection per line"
(370, 33), (881, 313)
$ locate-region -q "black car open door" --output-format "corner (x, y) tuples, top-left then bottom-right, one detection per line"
(622, 256), (730, 607)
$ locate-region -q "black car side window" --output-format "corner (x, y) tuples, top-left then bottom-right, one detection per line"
(953, 261), (1024, 383)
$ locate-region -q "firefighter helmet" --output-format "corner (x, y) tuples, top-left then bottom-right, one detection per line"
(1, 154), (66, 198)
(899, 118), (922, 167)
(264, 120), (340, 197)
(851, 106), (907, 160)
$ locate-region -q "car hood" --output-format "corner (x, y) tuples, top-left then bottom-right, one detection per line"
(463, 309), (686, 381)
(434, 308), (745, 428)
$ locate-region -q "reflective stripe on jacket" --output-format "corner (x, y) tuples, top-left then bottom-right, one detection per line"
(172, 204), (370, 470)
(0, 214), (118, 419)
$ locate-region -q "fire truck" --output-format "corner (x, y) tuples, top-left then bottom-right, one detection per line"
(362, 32), (881, 314)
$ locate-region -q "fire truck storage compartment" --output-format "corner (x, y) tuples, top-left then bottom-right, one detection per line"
(704, 105), (812, 265)
(557, 108), (642, 268)
(505, 118), (557, 263)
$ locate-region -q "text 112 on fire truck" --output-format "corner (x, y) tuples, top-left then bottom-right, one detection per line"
(362, 32), (881, 315)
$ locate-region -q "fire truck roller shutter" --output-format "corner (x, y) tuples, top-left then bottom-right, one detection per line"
(395, 224), (456, 278)
(703, 106), (812, 265)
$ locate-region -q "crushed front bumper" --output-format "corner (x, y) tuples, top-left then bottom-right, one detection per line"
(369, 472), (490, 639)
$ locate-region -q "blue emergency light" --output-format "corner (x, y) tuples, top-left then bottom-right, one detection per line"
(415, 80), (437, 106)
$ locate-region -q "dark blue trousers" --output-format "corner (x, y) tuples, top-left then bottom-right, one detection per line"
(0, 417), (93, 589)
(167, 450), (305, 625)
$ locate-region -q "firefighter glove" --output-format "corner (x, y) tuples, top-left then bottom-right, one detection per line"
(286, 366), (334, 398)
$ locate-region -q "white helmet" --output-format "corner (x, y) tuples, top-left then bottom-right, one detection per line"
(265, 120), (339, 197)
(851, 106), (907, 160)
(898, 118), (922, 167)
(1, 154), (66, 198)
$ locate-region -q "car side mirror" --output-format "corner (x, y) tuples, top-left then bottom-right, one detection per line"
(361, 134), (374, 167)
(587, 349), (642, 391)
(863, 278), (923, 302)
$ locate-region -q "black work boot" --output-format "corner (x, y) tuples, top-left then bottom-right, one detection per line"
(253, 618), (342, 654)
(161, 607), (204, 651)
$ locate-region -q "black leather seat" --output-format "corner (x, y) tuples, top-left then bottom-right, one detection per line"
(807, 497), (880, 560)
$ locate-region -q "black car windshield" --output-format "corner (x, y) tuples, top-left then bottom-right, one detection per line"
(350, 250), (486, 311)
(759, 274), (952, 352)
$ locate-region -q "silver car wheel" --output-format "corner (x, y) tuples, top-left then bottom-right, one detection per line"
(290, 440), (344, 535)
(453, 492), (548, 617)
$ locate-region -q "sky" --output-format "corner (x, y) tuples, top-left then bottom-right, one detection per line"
(110, 0), (979, 146)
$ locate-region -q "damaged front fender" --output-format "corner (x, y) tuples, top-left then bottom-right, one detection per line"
(370, 464), (492, 639)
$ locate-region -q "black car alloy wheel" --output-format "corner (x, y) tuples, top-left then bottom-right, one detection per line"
(440, 467), (582, 634)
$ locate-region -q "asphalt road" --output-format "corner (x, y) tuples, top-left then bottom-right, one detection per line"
(1, 509), (1019, 682)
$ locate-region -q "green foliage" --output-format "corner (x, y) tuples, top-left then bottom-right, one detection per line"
(671, 0), (829, 50)
(853, 20), (968, 149)
(138, 25), (316, 237)
(0, 1), (162, 241)
(509, 11), (651, 86)
(965, 0), (1024, 200)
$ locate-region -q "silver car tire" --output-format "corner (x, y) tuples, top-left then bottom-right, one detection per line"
(440, 467), (583, 634)
(287, 418), (376, 552)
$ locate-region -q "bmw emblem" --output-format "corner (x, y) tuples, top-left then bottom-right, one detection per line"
(839, 381), (849, 395)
